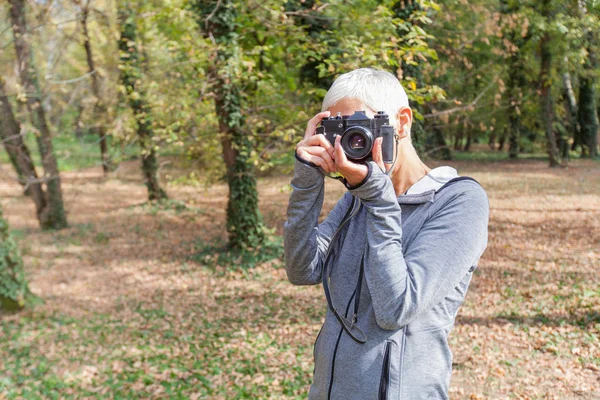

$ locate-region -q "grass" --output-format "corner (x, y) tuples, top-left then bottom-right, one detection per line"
(0, 153), (599, 399)
(0, 130), (198, 173)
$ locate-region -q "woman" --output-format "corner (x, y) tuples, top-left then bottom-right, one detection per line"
(284, 68), (489, 399)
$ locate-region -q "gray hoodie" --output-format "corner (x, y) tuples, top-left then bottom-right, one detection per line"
(283, 158), (489, 399)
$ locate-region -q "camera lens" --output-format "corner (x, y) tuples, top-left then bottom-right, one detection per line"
(349, 134), (366, 150)
(341, 126), (373, 161)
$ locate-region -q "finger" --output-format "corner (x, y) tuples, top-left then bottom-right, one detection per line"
(334, 135), (349, 169)
(305, 134), (335, 156)
(372, 137), (386, 172)
(304, 111), (331, 139)
(303, 146), (335, 173)
(300, 153), (331, 173)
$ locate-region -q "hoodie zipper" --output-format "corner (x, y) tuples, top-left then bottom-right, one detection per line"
(326, 289), (356, 400)
(378, 341), (392, 400)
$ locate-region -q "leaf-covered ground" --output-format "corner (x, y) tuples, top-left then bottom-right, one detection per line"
(0, 158), (599, 399)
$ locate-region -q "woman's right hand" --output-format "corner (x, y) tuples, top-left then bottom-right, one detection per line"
(295, 111), (336, 174)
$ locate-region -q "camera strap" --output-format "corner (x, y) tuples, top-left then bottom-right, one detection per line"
(320, 138), (400, 344)
(322, 195), (368, 344)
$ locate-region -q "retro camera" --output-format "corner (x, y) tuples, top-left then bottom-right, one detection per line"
(316, 111), (395, 163)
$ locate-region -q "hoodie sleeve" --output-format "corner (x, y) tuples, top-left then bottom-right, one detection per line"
(349, 161), (489, 330)
(283, 157), (352, 286)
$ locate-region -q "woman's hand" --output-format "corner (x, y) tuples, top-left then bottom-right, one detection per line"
(333, 136), (392, 187)
(296, 111), (336, 174)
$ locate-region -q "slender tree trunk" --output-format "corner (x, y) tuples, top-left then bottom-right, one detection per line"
(0, 78), (47, 212)
(9, 0), (68, 229)
(488, 131), (496, 150)
(578, 78), (599, 157)
(507, 59), (523, 159)
(79, 1), (111, 173)
(118, 3), (167, 201)
(539, 0), (562, 167)
(1, 79), (27, 190)
(562, 59), (579, 152)
(73, 102), (84, 138)
(453, 124), (463, 151)
(192, 0), (266, 249)
(498, 127), (506, 151)
(506, 31), (524, 159)
(463, 126), (473, 152)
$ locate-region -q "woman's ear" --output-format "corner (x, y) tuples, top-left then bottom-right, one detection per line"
(395, 107), (413, 139)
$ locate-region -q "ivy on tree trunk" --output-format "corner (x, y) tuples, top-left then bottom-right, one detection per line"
(192, 0), (266, 250)
(118, 3), (167, 201)
(0, 205), (34, 311)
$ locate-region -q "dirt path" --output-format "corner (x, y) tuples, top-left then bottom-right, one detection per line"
(1, 159), (599, 399)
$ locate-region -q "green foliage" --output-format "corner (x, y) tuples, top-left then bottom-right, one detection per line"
(0, 206), (34, 311)
(1, 0), (598, 177)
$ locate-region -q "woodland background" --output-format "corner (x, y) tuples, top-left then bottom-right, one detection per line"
(0, 0), (599, 399)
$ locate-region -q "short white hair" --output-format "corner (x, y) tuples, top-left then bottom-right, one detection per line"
(321, 68), (410, 122)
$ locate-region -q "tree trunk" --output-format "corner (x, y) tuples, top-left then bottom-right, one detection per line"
(488, 131), (496, 150)
(453, 128), (463, 150)
(539, 0), (562, 167)
(463, 126), (473, 152)
(577, 0), (599, 158)
(507, 59), (523, 159)
(118, 3), (167, 201)
(73, 102), (85, 138)
(561, 60), (579, 151)
(0, 77), (47, 217)
(9, 0), (68, 229)
(498, 127), (506, 151)
(192, 0), (266, 250)
(80, 1), (111, 173)
(0, 205), (34, 311)
(578, 78), (599, 158)
(215, 83), (265, 249)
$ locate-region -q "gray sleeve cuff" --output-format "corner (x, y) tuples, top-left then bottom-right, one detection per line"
(348, 161), (396, 203)
(290, 155), (325, 190)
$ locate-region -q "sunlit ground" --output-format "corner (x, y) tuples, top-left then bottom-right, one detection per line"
(0, 157), (599, 399)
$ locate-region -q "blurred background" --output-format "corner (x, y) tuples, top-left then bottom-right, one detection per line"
(0, 0), (598, 399)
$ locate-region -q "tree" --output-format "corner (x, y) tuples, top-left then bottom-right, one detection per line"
(8, 0), (68, 229)
(577, 0), (599, 158)
(191, 0), (266, 250)
(500, 0), (530, 159)
(118, 2), (168, 201)
(562, 58), (579, 157)
(392, 0), (449, 158)
(0, 205), (35, 312)
(0, 77), (47, 221)
(74, 0), (112, 173)
(538, 0), (562, 167)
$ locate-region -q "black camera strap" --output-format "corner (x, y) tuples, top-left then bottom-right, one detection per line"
(322, 196), (367, 344)
(320, 138), (400, 344)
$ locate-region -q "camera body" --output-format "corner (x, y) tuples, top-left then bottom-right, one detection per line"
(316, 110), (395, 163)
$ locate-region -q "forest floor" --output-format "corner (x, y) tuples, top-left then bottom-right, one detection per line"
(0, 157), (599, 399)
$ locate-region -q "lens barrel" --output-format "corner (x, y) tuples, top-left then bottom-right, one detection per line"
(341, 126), (373, 161)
